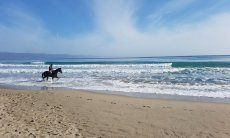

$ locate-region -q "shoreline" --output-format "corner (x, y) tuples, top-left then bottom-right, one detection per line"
(0, 87), (230, 137)
(1, 84), (230, 104)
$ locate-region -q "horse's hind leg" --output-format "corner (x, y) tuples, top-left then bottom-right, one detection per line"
(46, 77), (48, 81)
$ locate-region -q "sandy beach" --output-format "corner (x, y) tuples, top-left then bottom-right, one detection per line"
(0, 88), (230, 137)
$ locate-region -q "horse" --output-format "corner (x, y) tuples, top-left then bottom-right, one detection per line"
(42, 68), (62, 81)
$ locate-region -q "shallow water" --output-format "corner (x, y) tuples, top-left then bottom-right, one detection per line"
(0, 55), (230, 98)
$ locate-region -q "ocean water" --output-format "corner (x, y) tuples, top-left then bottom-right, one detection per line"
(0, 55), (230, 98)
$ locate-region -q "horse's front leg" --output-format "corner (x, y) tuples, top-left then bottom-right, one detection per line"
(46, 77), (48, 81)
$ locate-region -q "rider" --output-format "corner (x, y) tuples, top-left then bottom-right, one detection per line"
(49, 64), (53, 73)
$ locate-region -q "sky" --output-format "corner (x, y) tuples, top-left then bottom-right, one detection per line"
(0, 0), (230, 57)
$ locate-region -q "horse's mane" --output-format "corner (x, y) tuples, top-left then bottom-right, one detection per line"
(57, 68), (62, 72)
(53, 68), (61, 72)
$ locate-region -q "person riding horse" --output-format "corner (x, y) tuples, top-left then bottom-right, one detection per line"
(42, 64), (62, 80)
(49, 64), (53, 74)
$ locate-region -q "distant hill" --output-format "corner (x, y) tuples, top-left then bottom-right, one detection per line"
(0, 52), (94, 60)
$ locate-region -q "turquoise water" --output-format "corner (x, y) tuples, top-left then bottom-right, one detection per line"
(0, 55), (230, 98)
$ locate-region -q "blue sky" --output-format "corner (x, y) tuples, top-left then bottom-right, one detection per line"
(0, 0), (230, 57)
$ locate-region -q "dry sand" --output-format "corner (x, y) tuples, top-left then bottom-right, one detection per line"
(0, 88), (230, 138)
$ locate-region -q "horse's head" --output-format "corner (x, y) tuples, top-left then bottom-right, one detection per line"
(57, 68), (62, 73)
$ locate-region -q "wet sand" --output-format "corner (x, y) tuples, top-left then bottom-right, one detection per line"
(0, 88), (230, 137)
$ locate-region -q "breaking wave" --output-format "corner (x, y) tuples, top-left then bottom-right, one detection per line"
(0, 56), (230, 98)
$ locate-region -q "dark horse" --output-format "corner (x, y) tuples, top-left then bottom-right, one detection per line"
(42, 68), (62, 81)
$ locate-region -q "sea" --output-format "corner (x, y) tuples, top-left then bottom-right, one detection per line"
(0, 55), (230, 101)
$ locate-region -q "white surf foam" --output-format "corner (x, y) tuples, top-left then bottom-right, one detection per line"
(0, 63), (229, 98)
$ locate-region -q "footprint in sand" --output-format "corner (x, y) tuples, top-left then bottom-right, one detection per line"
(142, 105), (151, 108)
(111, 102), (116, 104)
(162, 106), (172, 109)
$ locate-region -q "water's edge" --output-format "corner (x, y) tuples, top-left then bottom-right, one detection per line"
(1, 84), (229, 104)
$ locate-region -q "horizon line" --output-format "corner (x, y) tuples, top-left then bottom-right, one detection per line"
(0, 51), (229, 59)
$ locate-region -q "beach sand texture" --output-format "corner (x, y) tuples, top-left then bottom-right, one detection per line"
(0, 88), (230, 137)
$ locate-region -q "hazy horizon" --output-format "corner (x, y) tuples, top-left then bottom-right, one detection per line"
(0, 51), (230, 60)
(0, 0), (230, 57)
